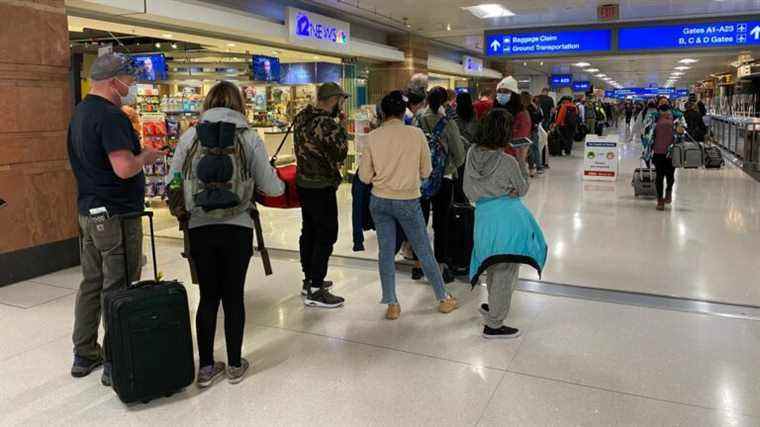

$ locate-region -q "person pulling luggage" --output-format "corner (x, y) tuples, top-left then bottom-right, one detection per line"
(651, 104), (682, 211)
(67, 53), (164, 385)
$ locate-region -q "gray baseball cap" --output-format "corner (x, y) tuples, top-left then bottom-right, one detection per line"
(317, 82), (350, 100)
(90, 53), (139, 81)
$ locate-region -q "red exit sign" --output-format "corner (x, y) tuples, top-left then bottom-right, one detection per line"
(598, 4), (619, 21)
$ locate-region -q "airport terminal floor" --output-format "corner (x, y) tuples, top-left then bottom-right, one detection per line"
(3, 123), (760, 426)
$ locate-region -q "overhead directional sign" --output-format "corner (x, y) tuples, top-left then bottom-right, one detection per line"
(605, 87), (690, 99)
(572, 81), (591, 92)
(619, 20), (760, 51)
(550, 74), (573, 87)
(486, 29), (612, 57)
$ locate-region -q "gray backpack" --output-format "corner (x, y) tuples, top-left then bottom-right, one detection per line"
(181, 121), (254, 220)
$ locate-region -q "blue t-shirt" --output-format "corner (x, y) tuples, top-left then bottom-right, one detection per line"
(67, 95), (145, 216)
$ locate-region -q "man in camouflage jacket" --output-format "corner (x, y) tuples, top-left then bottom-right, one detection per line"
(294, 82), (349, 309)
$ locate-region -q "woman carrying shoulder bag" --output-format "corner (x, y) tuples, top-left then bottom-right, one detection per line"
(168, 81), (284, 388)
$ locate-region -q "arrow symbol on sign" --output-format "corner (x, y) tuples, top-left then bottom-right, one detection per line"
(490, 39), (501, 52)
(751, 25), (760, 40)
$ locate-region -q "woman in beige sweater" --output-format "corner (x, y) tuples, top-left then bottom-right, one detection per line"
(359, 91), (457, 320)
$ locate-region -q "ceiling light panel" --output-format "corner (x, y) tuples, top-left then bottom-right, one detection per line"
(462, 4), (515, 19)
(573, 62), (591, 67)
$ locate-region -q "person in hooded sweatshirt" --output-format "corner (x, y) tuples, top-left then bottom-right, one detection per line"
(464, 108), (547, 339)
(169, 81), (284, 387)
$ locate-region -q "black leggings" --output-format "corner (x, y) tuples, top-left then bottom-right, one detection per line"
(416, 178), (453, 264)
(652, 153), (675, 199)
(189, 225), (253, 368)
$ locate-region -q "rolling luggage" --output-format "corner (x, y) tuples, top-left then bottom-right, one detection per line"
(104, 211), (195, 404)
(670, 133), (704, 169)
(446, 202), (474, 276)
(548, 129), (563, 156)
(703, 144), (725, 169)
(632, 165), (657, 199)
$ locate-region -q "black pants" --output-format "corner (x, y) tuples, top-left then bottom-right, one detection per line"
(189, 225), (253, 368)
(417, 178), (453, 264)
(652, 153), (675, 199)
(560, 126), (575, 154)
(297, 186), (339, 286)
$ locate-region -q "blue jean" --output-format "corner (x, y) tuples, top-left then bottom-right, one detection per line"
(369, 195), (448, 304)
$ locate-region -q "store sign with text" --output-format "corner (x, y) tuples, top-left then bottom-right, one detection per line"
(583, 136), (620, 182)
(287, 7), (349, 50)
(485, 29), (612, 57)
(619, 20), (760, 51)
(463, 56), (484, 73)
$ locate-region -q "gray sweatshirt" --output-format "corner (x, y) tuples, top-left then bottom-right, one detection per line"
(463, 145), (529, 204)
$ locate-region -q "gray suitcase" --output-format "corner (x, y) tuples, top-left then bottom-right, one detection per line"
(671, 133), (704, 169)
(632, 166), (657, 199)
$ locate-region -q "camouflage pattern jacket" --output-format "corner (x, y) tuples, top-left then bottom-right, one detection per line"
(293, 104), (349, 189)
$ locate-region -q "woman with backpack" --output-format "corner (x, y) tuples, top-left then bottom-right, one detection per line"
(168, 81), (284, 388)
(651, 104), (681, 211)
(463, 109), (547, 339)
(411, 86), (466, 283)
(359, 91), (458, 320)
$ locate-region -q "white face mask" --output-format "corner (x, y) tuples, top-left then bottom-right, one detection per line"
(114, 78), (138, 106)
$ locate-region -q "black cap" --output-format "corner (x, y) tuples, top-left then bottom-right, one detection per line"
(317, 82), (350, 100)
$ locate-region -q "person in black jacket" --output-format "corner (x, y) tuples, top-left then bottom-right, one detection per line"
(684, 102), (707, 142)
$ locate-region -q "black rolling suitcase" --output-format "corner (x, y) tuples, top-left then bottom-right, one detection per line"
(104, 211), (195, 404)
(447, 202), (475, 276)
(548, 129), (563, 156)
(703, 144), (725, 169)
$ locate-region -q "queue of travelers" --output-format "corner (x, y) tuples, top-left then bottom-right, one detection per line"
(65, 53), (550, 391)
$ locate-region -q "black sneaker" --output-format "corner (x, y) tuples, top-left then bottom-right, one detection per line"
(304, 288), (345, 308)
(301, 280), (334, 296)
(483, 325), (521, 339)
(441, 267), (455, 284)
(411, 268), (424, 280)
(71, 354), (103, 378)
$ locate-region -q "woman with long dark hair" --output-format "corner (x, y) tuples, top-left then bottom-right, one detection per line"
(412, 86), (466, 283)
(455, 92), (478, 147)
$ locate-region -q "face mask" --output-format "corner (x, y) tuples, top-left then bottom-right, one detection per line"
(331, 103), (341, 118)
(496, 92), (511, 106)
(114, 78), (138, 106)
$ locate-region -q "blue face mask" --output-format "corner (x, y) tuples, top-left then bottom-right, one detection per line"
(496, 92), (511, 105)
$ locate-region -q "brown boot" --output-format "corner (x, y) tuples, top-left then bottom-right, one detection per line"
(665, 189), (672, 204)
(656, 199), (665, 211)
(386, 304), (401, 320)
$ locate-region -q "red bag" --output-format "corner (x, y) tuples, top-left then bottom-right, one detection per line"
(256, 164), (300, 208)
(255, 125), (301, 209)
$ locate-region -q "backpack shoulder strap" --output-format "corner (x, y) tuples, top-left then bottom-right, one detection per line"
(182, 133), (201, 177)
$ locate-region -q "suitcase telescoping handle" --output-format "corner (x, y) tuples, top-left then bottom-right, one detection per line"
(120, 211), (159, 288)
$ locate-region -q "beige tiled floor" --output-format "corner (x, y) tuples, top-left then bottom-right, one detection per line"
(2, 243), (760, 426)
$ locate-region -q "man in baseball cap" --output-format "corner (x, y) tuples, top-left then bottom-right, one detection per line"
(291, 81), (350, 308)
(68, 52), (163, 385)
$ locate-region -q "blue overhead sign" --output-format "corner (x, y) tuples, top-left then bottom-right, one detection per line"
(606, 88), (689, 99)
(550, 74), (573, 87)
(619, 21), (760, 51)
(572, 81), (591, 92)
(486, 29), (612, 57)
